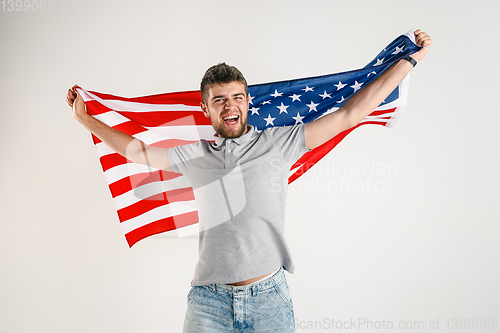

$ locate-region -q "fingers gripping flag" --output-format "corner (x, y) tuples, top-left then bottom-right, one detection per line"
(76, 30), (421, 247)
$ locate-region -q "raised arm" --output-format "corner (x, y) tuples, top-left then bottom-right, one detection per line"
(67, 86), (174, 172)
(305, 29), (432, 150)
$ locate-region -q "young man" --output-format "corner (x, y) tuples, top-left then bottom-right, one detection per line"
(67, 30), (431, 332)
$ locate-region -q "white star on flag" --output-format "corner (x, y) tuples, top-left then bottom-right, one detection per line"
(334, 81), (347, 90)
(320, 91), (332, 99)
(250, 107), (260, 115)
(276, 102), (289, 114)
(306, 101), (319, 112)
(271, 89), (283, 98)
(292, 112), (305, 124)
(264, 114), (276, 126)
(391, 46), (404, 55)
(350, 81), (363, 92)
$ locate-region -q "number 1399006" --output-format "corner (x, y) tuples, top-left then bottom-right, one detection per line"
(2, 0), (54, 11)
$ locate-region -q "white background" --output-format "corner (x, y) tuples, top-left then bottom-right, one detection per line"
(1, 0), (499, 332)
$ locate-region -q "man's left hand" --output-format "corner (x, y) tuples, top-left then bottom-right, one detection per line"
(411, 29), (432, 62)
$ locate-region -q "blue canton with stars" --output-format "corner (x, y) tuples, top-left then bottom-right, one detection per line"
(246, 32), (421, 131)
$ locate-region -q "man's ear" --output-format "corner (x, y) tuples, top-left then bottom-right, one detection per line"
(200, 102), (209, 118)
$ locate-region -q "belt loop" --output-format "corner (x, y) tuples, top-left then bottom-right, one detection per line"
(271, 268), (280, 286)
(276, 266), (283, 284)
(213, 284), (217, 294)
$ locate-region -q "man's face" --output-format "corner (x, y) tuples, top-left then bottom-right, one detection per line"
(201, 81), (249, 139)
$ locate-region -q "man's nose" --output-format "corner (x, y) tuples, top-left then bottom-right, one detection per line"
(224, 99), (236, 110)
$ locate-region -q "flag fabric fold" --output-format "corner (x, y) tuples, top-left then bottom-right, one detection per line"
(76, 30), (421, 247)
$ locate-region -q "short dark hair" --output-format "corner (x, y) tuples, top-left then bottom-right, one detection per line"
(200, 63), (248, 103)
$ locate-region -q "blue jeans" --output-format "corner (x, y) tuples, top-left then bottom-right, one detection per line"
(183, 267), (296, 332)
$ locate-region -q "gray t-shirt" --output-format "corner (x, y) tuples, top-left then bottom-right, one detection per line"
(168, 124), (309, 286)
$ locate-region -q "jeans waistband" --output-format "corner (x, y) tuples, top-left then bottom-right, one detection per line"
(205, 267), (285, 295)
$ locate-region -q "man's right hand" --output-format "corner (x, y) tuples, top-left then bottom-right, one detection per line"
(66, 85), (88, 121)
(66, 84), (78, 107)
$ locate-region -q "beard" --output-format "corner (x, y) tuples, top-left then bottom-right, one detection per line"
(210, 114), (249, 139)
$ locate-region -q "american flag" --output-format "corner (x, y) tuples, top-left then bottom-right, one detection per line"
(76, 30), (421, 247)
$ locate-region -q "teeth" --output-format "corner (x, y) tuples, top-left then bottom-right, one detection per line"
(223, 115), (238, 120)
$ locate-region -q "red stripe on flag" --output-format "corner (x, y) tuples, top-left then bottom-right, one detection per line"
(113, 121), (148, 136)
(359, 121), (389, 126)
(124, 210), (199, 247)
(91, 133), (100, 145)
(100, 154), (130, 172)
(85, 101), (113, 115)
(86, 89), (203, 106)
(369, 107), (397, 116)
(93, 129), (197, 148)
(150, 139), (198, 149)
(117, 111), (212, 127)
(108, 170), (183, 198)
(117, 188), (196, 222)
(85, 101), (113, 117)
(93, 135), (102, 145)
(97, 139), (199, 174)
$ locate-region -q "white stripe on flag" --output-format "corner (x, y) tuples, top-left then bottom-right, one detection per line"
(98, 100), (203, 112)
(114, 176), (193, 210)
(139, 125), (215, 143)
(94, 111), (131, 128)
(95, 126), (215, 157)
(104, 163), (161, 184)
(121, 200), (198, 233)
(96, 142), (116, 157)
(362, 115), (397, 122)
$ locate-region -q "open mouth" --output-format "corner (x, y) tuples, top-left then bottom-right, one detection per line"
(222, 114), (239, 125)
